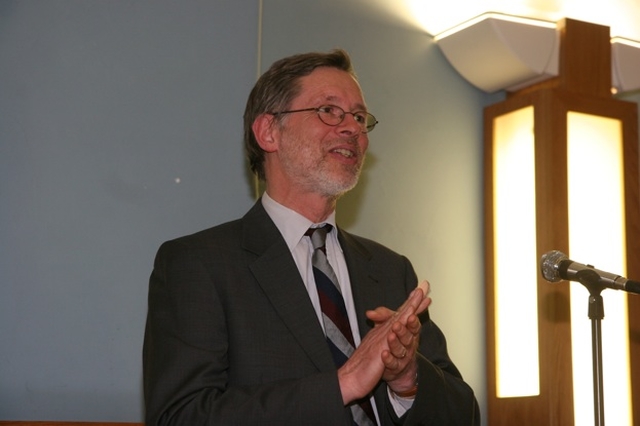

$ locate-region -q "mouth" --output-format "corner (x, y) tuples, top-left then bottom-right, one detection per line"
(331, 147), (356, 158)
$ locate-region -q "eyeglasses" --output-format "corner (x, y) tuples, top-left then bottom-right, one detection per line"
(270, 104), (378, 133)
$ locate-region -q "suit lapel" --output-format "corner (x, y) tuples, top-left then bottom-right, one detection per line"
(338, 229), (385, 339)
(341, 229), (410, 422)
(339, 229), (395, 419)
(241, 201), (335, 372)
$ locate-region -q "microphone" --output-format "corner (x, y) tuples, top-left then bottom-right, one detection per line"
(540, 250), (640, 295)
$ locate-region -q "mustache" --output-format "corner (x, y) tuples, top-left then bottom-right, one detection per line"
(332, 136), (363, 152)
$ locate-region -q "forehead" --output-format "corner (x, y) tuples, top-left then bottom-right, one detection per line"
(294, 67), (366, 109)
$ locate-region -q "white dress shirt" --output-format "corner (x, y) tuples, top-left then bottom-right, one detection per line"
(261, 192), (361, 344)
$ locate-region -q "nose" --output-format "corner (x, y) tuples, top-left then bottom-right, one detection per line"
(336, 112), (362, 136)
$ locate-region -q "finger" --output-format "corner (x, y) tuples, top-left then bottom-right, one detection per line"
(412, 281), (432, 313)
(395, 290), (424, 323)
(396, 289), (422, 315)
(387, 327), (407, 356)
(416, 296), (432, 314)
(390, 322), (419, 363)
(405, 314), (422, 335)
(391, 319), (407, 335)
(368, 280), (431, 325)
(411, 280), (431, 312)
(393, 323), (416, 347)
(389, 286), (422, 318)
(381, 348), (403, 371)
(399, 280), (431, 316)
(367, 293), (420, 331)
(417, 279), (430, 297)
(381, 349), (396, 369)
(365, 306), (395, 324)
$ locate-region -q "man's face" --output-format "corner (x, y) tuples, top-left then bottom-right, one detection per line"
(275, 67), (370, 198)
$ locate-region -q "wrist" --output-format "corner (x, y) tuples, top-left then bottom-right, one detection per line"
(392, 383), (418, 398)
(390, 371), (418, 398)
(338, 364), (370, 405)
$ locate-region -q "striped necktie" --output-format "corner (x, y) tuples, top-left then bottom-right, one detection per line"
(306, 225), (377, 426)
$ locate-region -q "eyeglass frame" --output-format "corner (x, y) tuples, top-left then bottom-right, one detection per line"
(269, 104), (378, 133)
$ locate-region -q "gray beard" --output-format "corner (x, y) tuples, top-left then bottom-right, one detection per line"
(313, 167), (361, 199)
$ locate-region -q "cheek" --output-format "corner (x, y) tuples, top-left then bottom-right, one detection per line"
(360, 137), (369, 153)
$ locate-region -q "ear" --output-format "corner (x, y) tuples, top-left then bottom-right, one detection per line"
(251, 113), (279, 153)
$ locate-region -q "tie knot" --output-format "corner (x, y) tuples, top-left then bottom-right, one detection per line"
(305, 224), (333, 250)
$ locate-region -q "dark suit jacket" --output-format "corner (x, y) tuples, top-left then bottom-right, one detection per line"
(143, 200), (480, 425)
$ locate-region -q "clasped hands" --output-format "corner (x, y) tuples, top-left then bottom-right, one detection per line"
(338, 280), (431, 404)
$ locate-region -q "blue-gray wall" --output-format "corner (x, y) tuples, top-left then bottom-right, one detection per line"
(1, 1), (258, 420)
(2, 0), (639, 423)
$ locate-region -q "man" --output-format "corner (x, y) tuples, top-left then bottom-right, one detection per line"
(143, 49), (479, 425)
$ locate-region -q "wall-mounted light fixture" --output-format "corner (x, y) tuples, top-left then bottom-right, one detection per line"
(469, 17), (640, 426)
(611, 37), (640, 93)
(434, 13), (559, 93)
(434, 12), (640, 95)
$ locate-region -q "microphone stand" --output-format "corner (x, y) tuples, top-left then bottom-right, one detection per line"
(577, 269), (606, 426)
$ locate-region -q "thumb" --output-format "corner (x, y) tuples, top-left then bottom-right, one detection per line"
(365, 306), (395, 323)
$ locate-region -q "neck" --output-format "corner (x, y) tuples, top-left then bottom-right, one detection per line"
(265, 185), (338, 223)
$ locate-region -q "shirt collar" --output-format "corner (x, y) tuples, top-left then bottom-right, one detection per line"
(261, 191), (337, 252)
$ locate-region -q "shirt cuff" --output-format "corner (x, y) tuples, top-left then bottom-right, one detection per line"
(387, 386), (415, 417)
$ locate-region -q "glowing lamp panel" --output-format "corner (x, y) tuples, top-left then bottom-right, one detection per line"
(567, 112), (632, 426)
(493, 106), (541, 398)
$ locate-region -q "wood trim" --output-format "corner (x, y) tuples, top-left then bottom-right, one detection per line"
(485, 88), (640, 426)
(558, 18), (611, 97)
(485, 19), (640, 425)
(621, 96), (640, 426)
(484, 89), (575, 426)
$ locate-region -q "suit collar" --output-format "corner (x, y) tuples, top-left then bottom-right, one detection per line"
(240, 200), (281, 256)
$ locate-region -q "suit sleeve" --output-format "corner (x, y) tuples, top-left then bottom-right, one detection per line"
(396, 257), (481, 426)
(142, 240), (352, 426)
(402, 326), (481, 425)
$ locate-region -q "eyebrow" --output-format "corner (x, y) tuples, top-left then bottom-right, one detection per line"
(322, 95), (368, 112)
